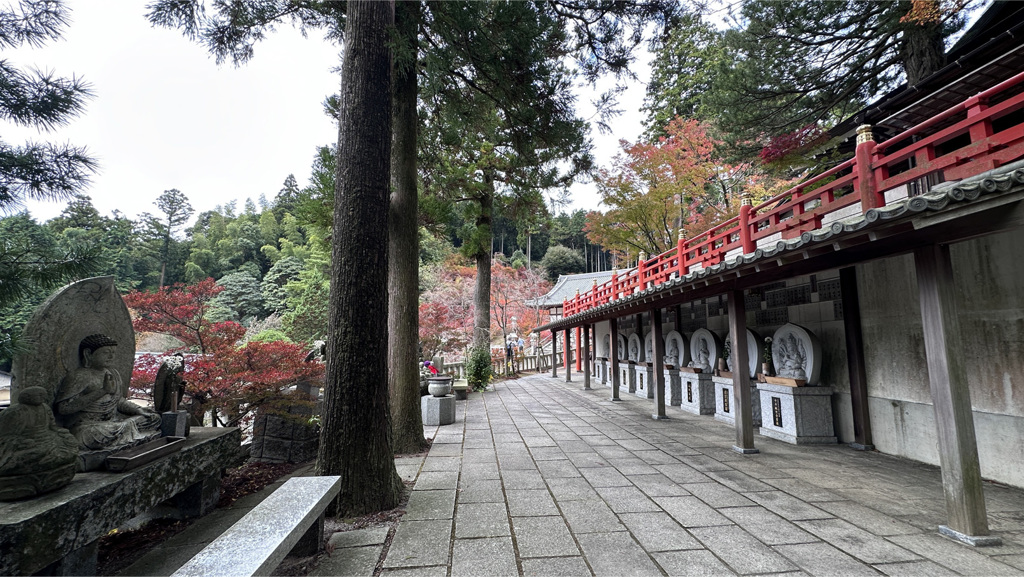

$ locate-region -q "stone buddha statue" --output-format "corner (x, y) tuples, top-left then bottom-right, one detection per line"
(54, 334), (161, 467)
(688, 338), (711, 371)
(0, 386), (80, 500)
(665, 340), (679, 367)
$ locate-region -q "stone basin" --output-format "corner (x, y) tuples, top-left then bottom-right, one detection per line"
(106, 436), (186, 472)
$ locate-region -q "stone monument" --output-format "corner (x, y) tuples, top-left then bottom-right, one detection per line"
(770, 323), (822, 385)
(626, 333), (641, 394)
(663, 331), (687, 407)
(11, 277), (161, 472)
(725, 328), (761, 378)
(757, 323), (833, 444)
(0, 386), (79, 500)
(679, 329), (720, 416)
(686, 329), (721, 372)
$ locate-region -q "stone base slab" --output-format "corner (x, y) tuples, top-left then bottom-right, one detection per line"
(713, 376), (761, 427)
(421, 395), (456, 426)
(679, 373), (715, 415)
(938, 525), (1003, 547)
(0, 427), (240, 576)
(634, 365), (653, 399)
(756, 383), (835, 445)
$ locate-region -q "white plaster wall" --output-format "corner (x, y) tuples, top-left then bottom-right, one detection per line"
(856, 226), (1024, 488)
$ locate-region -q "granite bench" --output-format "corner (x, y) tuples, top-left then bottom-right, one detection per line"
(172, 475), (342, 577)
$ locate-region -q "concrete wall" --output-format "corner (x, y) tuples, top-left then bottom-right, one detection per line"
(857, 227), (1024, 488)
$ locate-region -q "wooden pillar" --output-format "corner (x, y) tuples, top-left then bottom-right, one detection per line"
(841, 266), (874, 450)
(583, 324), (592, 390)
(674, 305), (684, 334)
(609, 317), (621, 401)
(551, 331), (558, 378)
(727, 289), (757, 454)
(652, 308), (667, 420)
(564, 328), (572, 382)
(575, 326), (582, 372)
(914, 244), (999, 546)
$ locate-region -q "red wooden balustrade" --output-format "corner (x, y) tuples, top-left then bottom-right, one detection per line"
(562, 70), (1024, 319)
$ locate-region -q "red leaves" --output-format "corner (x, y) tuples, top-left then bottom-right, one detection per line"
(125, 279), (324, 427)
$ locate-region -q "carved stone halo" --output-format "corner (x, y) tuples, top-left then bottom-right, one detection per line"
(644, 332), (654, 363)
(725, 328), (761, 378)
(617, 334), (627, 360)
(770, 323), (822, 385)
(688, 328), (722, 370)
(627, 333), (642, 362)
(664, 331), (688, 368)
(602, 334), (610, 358)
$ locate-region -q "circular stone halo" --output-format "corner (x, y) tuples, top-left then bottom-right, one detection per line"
(725, 328), (761, 378)
(627, 333), (642, 362)
(688, 328), (722, 369)
(770, 323), (823, 385)
(664, 331), (688, 367)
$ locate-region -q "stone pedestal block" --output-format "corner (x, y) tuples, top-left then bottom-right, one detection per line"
(713, 376), (761, 427)
(678, 372), (715, 415)
(757, 383), (836, 444)
(161, 410), (190, 438)
(634, 364), (654, 399)
(622, 363), (637, 393)
(665, 369), (681, 406)
(421, 395), (456, 426)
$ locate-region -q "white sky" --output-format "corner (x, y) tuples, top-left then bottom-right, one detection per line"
(4, 2), (650, 224)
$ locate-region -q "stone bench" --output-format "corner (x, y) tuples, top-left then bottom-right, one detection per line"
(0, 427), (240, 576)
(172, 475), (341, 577)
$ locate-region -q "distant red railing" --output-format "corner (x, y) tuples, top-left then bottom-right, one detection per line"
(563, 69), (1024, 318)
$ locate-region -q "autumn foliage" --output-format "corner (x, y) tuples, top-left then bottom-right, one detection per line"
(124, 279), (324, 427)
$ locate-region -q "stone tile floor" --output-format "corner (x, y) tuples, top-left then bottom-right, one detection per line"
(324, 374), (1024, 576)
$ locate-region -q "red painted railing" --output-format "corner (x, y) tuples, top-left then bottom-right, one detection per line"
(563, 69), (1024, 318)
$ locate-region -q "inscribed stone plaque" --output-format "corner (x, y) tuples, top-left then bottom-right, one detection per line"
(687, 382), (693, 403)
(772, 397), (783, 428)
(722, 389), (730, 413)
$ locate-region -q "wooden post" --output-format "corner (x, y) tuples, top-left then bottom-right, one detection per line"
(727, 289), (757, 454)
(914, 244), (999, 546)
(840, 266), (874, 450)
(583, 324), (592, 390)
(575, 326), (582, 372)
(564, 328), (572, 382)
(610, 317), (621, 401)
(856, 125), (883, 211)
(677, 229), (688, 277)
(652, 308), (667, 420)
(739, 194), (756, 255)
(551, 331), (558, 378)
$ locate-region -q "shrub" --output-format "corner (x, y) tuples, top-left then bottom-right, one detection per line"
(466, 346), (492, 392)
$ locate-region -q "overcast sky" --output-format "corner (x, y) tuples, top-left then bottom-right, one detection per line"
(4, 3), (651, 224)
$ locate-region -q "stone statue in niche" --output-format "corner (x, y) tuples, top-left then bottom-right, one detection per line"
(629, 340), (639, 362)
(602, 334), (609, 358)
(645, 337), (653, 364)
(153, 353), (185, 413)
(665, 339), (679, 367)
(774, 334), (807, 380)
(0, 386), (79, 500)
(55, 334), (161, 463)
(689, 338), (711, 372)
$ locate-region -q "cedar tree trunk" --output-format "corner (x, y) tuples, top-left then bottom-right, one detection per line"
(388, 0), (428, 454)
(473, 187), (494, 350)
(316, 0), (403, 517)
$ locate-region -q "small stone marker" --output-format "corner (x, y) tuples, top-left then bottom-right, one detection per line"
(421, 395), (455, 426)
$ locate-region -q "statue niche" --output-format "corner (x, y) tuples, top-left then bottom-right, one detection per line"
(55, 334), (161, 469)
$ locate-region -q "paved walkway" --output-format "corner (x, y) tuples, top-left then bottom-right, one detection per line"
(321, 373), (1024, 576)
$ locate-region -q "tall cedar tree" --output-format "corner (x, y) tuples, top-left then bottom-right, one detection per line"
(388, 1), (427, 453)
(0, 1), (103, 311)
(316, 0), (403, 516)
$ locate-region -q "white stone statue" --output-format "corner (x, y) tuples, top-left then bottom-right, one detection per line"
(774, 334), (808, 380)
(770, 323), (822, 384)
(665, 340), (679, 367)
(689, 337), (711, 371)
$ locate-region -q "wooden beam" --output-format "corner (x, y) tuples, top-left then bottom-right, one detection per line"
(550, 331), (558, 378)
(652, 307), (667, 420)
(609, 317), (621, 401)
(840, 266), (873, 450)
(564, 328), (572, 382)
(727, 289), (757, 454)
(914, 243), (998, 546)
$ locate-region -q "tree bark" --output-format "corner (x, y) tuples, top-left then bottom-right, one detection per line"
(316, 0), (402, 517)
(901, 15), (945, 85)
(388, 0), (427, 455)
(473, 186), (494, 350)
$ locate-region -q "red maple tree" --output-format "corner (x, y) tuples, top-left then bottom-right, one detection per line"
(124, 279), (324, 428)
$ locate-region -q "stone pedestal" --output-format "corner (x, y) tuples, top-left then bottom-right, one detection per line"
(596, 359), (608, 386)
(713, 375), (761, 427)
(757, 383), (836, 444)
(421, 395), (456, 426)
(161, 410), (190, 438)
(634, 364), (654, 399)
(665, 369), (681, 406)
(678, 372), (715, 415)
(622, 363), (636, 393)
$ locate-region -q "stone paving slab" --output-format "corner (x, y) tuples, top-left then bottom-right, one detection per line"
(451, 536), (517, 576)
(521, 556), (591, 576)
(512, 515), (580, 558)
(309, 544), (382, 577)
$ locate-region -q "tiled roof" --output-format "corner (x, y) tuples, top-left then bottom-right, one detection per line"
(529, 270), (616, 308)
